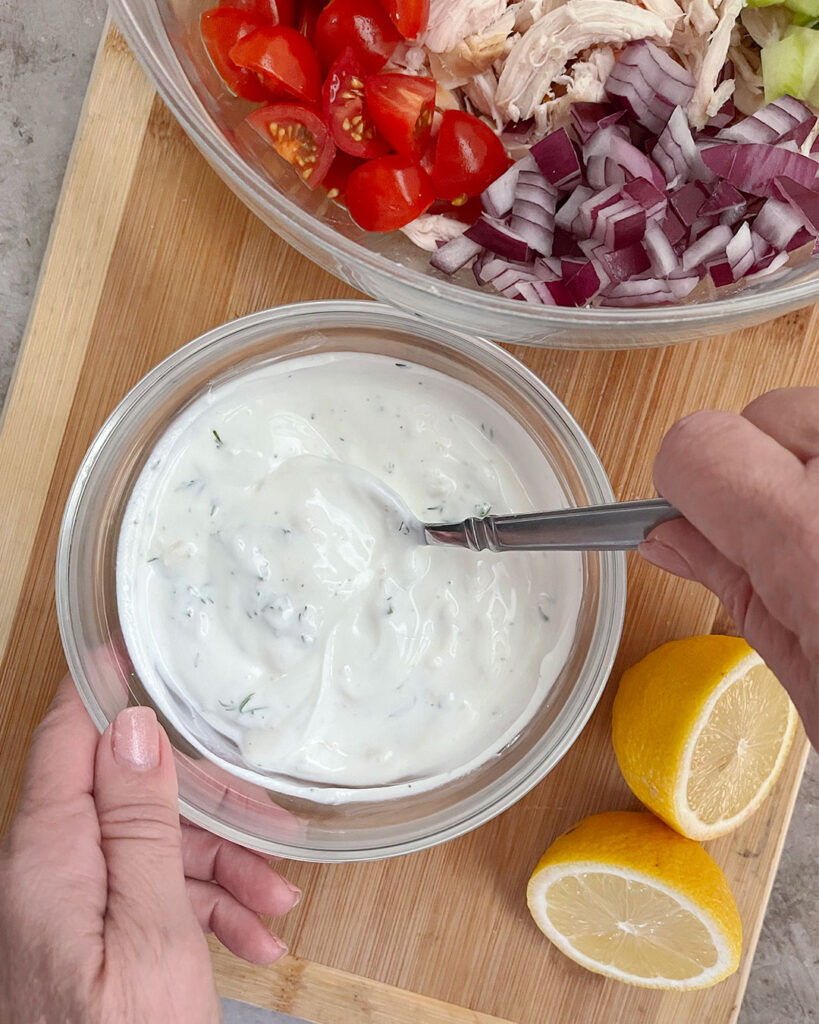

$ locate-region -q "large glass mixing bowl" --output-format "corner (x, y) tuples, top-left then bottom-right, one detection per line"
(110, 0), (818, 348)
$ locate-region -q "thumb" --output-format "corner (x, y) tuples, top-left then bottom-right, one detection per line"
(94, 706), (194, 941)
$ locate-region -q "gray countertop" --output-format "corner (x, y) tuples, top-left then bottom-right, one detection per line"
(1, 4), (816, 1022)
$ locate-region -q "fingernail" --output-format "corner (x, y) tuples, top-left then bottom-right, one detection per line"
(112, 707), (160, 770)
(638, 538), (694, 579)
(283, 880), (302, 907)
(265, 936), (288, 964)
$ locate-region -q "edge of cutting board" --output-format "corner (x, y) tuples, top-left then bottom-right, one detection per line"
(0, 21), (813, 1024)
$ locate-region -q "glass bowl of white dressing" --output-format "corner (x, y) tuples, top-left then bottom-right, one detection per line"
(57, 301), (625, 861)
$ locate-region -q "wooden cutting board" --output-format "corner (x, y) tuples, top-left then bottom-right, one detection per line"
(0, 24), (815, 1024)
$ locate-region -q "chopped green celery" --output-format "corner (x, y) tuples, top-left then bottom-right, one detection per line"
(749, 0), (819, 14)
(791, 10), (818, 24)
(784, 0), (819, 15)
(762, 26), (819, 104)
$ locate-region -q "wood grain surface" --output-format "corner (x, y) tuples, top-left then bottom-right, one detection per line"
(0, 25), (815, 1024)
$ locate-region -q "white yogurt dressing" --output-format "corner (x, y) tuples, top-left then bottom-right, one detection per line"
(117, 352), (582, 799)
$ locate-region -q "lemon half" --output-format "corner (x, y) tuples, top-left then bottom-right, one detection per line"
(612, 636), (798, 841)
(527, 811), (742, 989)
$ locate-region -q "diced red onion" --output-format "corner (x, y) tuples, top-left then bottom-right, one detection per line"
(778, 119), (817, 149)
(707, 260), (735, 287)
(579, 184), (621, 237)
(725, 221), (755, 276)
(480, 154), (537, 219)
(531, 128), (583, 190)
(552, 225), (583, 257)
(698, 180), (747, 226)
(570, 102), (625, 145)
(652, 106), (714, 188)
(561, 259), (605, 304)
(753, 197), (812, 251)
(605, 40), (695, 135)
(465, 216), (531, 262)
(622, 178), (667, 222)
(644, 221), (678, 276)
(584, 155), (617, 190)
(708, 222), (755, 286)
(718, 95), (815, 145)
(681, 223), (732, 272)
(745, 250), (789, 283)
(430, 233), (484, 274)
(474, 257), (539, 298)
(773, 176), (819, 233)
(436, 82), (818, 307)
(750, 230), (771, 262)
(703, 97), (736, 134)
(555, 186), (594, 234)
(584, 126), (666, 191)
(599, 241), (651, 282)
(701, 143), (819, 197)
(670, 181), (710, 227)
(661, 207), (687, 248)
(592, 199), (647, 250)
(601, 276), (698, 306)
(509, 169), (557, 256)
(533, 257), (562, 281)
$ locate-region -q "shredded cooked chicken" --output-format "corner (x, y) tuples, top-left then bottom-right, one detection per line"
(427, 9), (516, 89)
(532, 45), (616, 133)
(463, 70), (506, 129)
(392, 0), (773, 137)
(685, 0), (746, 127)
(679, 0), (719, 35)
(728, 22), (766, 114)
(399, 214), (469, 250)
(496, 0), (676, 122)
(421, 0), (509, 54)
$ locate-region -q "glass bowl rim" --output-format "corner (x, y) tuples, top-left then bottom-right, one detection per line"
(110, 0), (818, 336)
(56, 299), (627, 860)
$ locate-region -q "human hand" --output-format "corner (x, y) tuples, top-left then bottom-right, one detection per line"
(640, 387), (819, 748)
(0, 678), (301, 1024)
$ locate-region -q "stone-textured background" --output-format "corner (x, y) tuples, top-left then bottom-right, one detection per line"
(1, 4), (816, 1021)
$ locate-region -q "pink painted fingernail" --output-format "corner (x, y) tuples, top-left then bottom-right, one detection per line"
(113, 707), (160, 770)
(638, 538), (694, 579)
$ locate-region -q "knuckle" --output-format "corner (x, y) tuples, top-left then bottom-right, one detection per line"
(719, 569), (753, 632)
(663, 410), (729, 459)
(655, 410), (731, 490)
(98, 801), (180, 848)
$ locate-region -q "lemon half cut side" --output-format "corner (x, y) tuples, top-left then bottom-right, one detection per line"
(526, 811), (742, 990)
(613, 636), (798, 841)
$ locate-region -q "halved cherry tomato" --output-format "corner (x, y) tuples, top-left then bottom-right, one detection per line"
(201, 8), (271, 102)
(428, 196), (482, 224)
(297, 0), (324, 42)
(346, 154), (434, 231)
(247, 102), (336, 187)
(322, 151), (365, 204)
(218, 0), (295, 26)
(322, 48), (391, 158)
(315, 0), (401, 74)
(375, 0), (429, 39)
(230, 26), (321, 105)
(365, 73), (435, 158)
(430, 110), (511, 201)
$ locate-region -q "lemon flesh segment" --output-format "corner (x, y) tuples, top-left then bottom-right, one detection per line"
(536, 868), (724, 978)
(685, 663), (797, 829)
